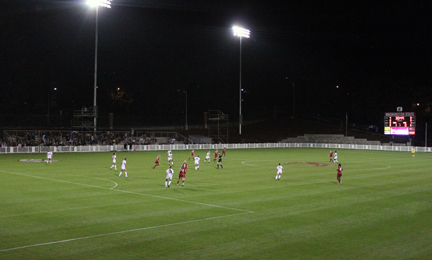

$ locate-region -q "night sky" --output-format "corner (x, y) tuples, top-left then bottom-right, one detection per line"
(1, 0), (432, 127)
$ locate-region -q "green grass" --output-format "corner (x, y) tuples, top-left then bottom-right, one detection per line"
(1, 148), (431, 260)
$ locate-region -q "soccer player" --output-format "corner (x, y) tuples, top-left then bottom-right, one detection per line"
(194, 155), (200, 170)
(119, 158), (128, 177)
(334, 151), (338, 163)
(329, 150), (333, 162)
(188, 149), (195, 161)
(110, 152), (117, 170)
(222, 148), (226, 157)
(336, 163), (343, 184)
(165, 165), (174, 188)
(217, 153), (223, 169)
(177, 160), (188, 187)
(46, 150), (53, 164)
(213, 150), (219, 162)
(167, 150), (173, 166)
(153, 155), (161, 169)
(275, 163), (283, 180)
(412, 147), (416, 157)
(204, 151), (211, 163)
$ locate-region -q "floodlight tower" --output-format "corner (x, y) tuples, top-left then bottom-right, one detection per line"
(87, 0), (112, 132)
(232, 26), (250, 135)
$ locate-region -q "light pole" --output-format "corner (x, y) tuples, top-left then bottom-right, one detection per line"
(232, 26), (250, 135)
(177, 89), (188, 130)
(87, 0), (112, 132)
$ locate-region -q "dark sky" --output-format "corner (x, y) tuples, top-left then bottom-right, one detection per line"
(1, 0), (432, 126)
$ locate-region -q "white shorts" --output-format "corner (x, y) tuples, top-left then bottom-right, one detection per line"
(121, 166), (126, 170)
(205, 156), (210, 160)
(195, 163), (199, 166)
(168, 156), (172, 161)
(112, 159), (116, 164)
(166, 173), (173, 180)
(277, 171), (282, 174)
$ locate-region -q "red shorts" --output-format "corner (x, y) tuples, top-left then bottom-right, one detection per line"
(155, 160), (159, 165)
(179, 172), (185, 178)
(337, 173), (342, 178)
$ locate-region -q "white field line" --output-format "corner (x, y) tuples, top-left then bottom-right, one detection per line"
(0, 169), (254, 252)
(53, 175), (119, 189)
(242, 160), (391, 171)
(93, 177), (118, 189)
(0, 170), (253, 213)
(0, 211), (252, 253)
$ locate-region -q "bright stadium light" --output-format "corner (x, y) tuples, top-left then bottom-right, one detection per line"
(87, 0), (112, 8)
(87, 0), (112, 132)
(232, 26), (250, 135)
(232, 26), (250, 38)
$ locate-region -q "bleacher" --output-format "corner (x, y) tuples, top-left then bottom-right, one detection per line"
(280, 134), (382, 145)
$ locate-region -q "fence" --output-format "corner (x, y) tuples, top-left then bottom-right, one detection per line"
(1, 142), (430, 154)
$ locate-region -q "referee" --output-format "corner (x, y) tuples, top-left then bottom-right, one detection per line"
(217, 153), (223, 169)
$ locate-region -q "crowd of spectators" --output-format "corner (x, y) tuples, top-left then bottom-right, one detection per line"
(1, 131), (182, 147)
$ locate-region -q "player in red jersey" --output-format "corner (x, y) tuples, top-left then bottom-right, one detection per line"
(329, 150), (333, 162)
(213, 150), (219, 161)
(188, 149), (195, 161)
(336, 163), (343, 184)
(153, 155), (161, 169)
(177, 160), (188, 187)
(222, 148), (226, 157)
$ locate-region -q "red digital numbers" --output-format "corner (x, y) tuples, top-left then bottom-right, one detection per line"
(389, 116), (411, 127)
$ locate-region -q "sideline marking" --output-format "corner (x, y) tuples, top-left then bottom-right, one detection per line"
(0, 211), (252, 253)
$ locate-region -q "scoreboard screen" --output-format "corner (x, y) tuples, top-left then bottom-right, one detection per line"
(384, 112), (415, 135)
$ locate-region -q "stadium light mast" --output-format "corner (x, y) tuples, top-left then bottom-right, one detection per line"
(232, 26), (250, 135)
(87, 0), (112, 132)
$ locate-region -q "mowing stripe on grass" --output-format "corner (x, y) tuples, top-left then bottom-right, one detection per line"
(0, 211), (253, 252)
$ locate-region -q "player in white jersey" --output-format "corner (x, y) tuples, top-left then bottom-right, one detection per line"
(165, 166), (174, 188)
(110, 152), (117, 170)
(119, 158), (128, 177)
(204, 151), (211, 163)
(167, 150), (173, 166)
(46, 150), (53, 164)
(194, 156), (200, 170)
(334, 151), (338, 163)
(275, 163), (283, 180)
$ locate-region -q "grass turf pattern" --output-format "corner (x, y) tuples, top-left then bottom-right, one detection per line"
(0, 148), (431, 259)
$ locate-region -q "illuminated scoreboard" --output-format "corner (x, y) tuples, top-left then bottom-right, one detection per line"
(384, 112), (416, 135)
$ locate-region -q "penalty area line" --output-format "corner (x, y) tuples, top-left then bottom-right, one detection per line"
(0, 211), (253, 253)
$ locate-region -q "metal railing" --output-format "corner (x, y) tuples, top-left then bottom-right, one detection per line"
(1, 142), (430, 154)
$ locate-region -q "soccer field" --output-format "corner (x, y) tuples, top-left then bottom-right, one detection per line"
(1, 148), (431, 260)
